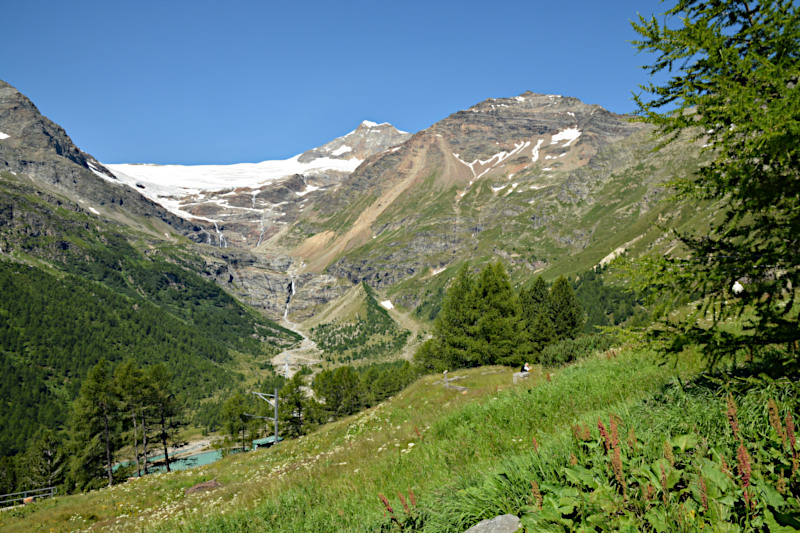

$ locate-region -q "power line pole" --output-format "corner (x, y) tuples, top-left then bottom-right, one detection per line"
(245, 388), (279, 445)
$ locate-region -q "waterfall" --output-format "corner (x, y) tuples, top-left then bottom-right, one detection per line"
(213, 221), (226, 248)
(283, 273), (295, 319)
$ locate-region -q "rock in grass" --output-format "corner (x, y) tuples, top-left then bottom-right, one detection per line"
(185, 479), (221, 494)
(463, 514), (520, 533)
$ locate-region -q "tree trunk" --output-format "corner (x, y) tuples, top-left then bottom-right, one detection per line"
(103, 405), (113, 487)
(141, 409), (149, 475)
(132, 410), (140, 477)
(159, 406), (170, 473)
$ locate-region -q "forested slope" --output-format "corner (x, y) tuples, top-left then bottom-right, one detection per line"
(0, 171), (300, 457)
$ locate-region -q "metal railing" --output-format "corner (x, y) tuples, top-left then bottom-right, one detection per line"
(0, 486), (57, 507)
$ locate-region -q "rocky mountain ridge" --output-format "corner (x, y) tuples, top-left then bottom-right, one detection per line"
(0, 80), (200, 237)
(0, 80), (705, 328)
(106, 121), (411, 251)
(280, 91), (695, 311)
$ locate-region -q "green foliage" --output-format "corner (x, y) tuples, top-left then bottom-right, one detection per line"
(18, 430), (65, 490)
(313, 366), (365, 420)
(418, 264), (590, 371)
(68, 359), (118, 490)
(421, 264), (481, 371)
(572, 267), (648, 332)
(279, 374), (314, 439)
(0, 259), (247, 457)
(222, 392), (252, 452)
(311, 283), (410, 363)
(548, 275), (584, 341)
(630, 0), (800, 361)
(538, 333), (619, 367)
(520, 381), (800, 531)
(473, 263), (527, 367)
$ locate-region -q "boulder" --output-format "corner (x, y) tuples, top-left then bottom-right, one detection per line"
(463, 514), (520, 533)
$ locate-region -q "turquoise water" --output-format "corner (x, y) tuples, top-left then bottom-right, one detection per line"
(144, 449), (226, 474)
(116, 448), (240, 475)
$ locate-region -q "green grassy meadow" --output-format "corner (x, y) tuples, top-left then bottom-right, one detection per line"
(1, 344), (718, 532)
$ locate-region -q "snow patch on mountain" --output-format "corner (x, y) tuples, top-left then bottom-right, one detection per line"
(331, 145), (352, 156)
(106, 154), (362, 214)
(551, 127), (581, 146)
(0, 132), (9, 140)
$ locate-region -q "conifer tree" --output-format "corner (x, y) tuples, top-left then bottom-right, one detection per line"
(430, 263), (480, 369)
(312, 366), (364, 420)
(279, 373), (310, 438)
(473, 262), (528, 366)
(222, 392), (250, 451)
(520, 276), (557, 357)
(69, 358), (119, 489)
(146, 364), (183, 473)
(115, 361), (146, 477)
(519, 277), (549, 325)
(0, 456), (16, 495)
(20, 430), (64, 489)
(631, 0), (800, 360)
(549, 276), (584, 341)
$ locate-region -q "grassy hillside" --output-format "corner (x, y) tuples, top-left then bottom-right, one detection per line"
(2, 343), (709, 532)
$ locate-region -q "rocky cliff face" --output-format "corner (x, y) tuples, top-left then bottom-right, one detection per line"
(297, 121), (411, 163)
(0, 80), (199, 235)
(106, 121), (411, 252)
(284, 92), (702, 311)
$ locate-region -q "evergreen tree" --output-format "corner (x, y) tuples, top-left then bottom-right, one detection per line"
(312, 366), (364, 420)
(19, 430), (64, 490)
(0, 456), (16, 495)
(519, 277), (549, 325)
(473, 262), (528, 366)
(146, 364), (183, 473)
(631, 0), (800, 360)
(529, 312), (558, 355)
(549, 276), (584, 341)
(429, 263), (480, 369)
(69, 359), (119, 489)
(519, 276), (556, 358)
(115, 361), (146, 477)
(222, 392), (250, 451)
(278, 373), (310, 438)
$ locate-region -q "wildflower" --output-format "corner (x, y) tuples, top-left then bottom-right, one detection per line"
(530, 481), (542, 510)
(611, 445), (625, 496)
(398, 492), (409, 514)
(609, 415), (620, 451)
(726, 395), (740, 441)
(768, 399), (785, 444)
(379, 493), (394, 515)
(663, 440), (675, 467)
(777, 473), (787, 494)
(408, 489), (417, 507)
(532, 437), (539, 453)
(569, 453), (578, 465)
(720, 455), (731, 477)
(598, 419), (611, 453)
(660, 464), (669, 505)
(698, 477), (708, 512)
(737, 443), (751, 490)
(644, 483), (655, 502)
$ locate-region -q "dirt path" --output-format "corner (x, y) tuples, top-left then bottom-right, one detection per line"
(271, 320), (323, 378)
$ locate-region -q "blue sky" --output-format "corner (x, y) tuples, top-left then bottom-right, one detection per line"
(2, 0), (669, 165)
